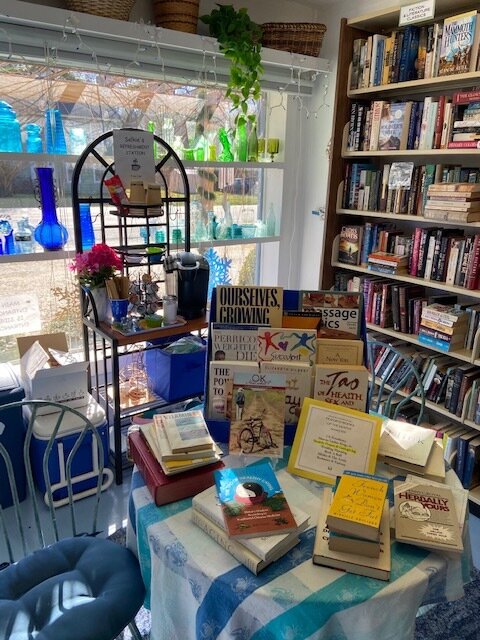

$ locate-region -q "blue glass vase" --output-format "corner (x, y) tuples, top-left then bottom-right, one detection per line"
(34, 167), (68, 251)
(79, 203), (95, 250)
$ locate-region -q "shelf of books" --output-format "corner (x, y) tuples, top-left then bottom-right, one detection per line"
(321, 3), (480, 504)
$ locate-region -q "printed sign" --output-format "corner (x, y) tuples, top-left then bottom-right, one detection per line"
(399, 0), (435, 26)
(113, 129), (155, 189)
(0, 293), (41, 336)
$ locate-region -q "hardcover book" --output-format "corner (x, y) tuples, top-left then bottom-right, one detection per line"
(313, 364), (369, 412)
(213, 460), (298, 539)
(326, 471), (389, 542)
(438, 10), (480, 76)
(300, 290), (362, 340)
(211, 323), (260, 362)
(128, 429), (224, 506)
(313, 487), (391, 581)
(156, 410), (215, 454)
(207, 360), (258, 420)
(260, 360), (313, 424)
(257, 327), (317, 365)
(192, 484), (309, 561)
(393, 479), (463, 553)
(215, 286), (283, 326)
(228, 371), (286, 457)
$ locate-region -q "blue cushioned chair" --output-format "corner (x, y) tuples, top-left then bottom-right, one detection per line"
(0, 400), (145, 640)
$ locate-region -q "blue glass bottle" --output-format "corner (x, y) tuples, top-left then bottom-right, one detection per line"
(79, 203), (95, 250)
(33, 167), (68, 251)
(0, 101), (22, 152)
(45, 109), (67, 154)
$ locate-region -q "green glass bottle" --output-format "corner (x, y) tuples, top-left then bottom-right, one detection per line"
(247, 123), (258, 162)
(235, 121), (248, 162)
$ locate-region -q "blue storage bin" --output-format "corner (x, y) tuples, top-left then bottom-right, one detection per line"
(145, 341), (207, 402)
(0, 363), (26, 508)
(29, 394), (112, 505)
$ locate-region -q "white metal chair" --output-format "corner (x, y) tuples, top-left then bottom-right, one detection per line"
(0, 400), (145, 640)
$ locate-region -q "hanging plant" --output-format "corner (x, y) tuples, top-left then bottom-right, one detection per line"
(200, 4), (263, 130)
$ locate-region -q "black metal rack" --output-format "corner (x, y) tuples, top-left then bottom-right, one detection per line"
(71, 129), (205, 485)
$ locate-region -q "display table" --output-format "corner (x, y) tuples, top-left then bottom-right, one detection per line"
(128, 455), (473, 640)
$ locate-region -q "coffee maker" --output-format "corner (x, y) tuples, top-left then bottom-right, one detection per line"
(163, 251), (209, 320)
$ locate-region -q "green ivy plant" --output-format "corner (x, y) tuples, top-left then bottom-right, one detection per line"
(201, 4), (263, 129)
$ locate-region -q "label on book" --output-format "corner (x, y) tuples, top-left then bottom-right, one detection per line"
(215, 286), (283, 326)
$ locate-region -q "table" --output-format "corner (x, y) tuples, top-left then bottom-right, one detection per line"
(128, 457), (473, 640)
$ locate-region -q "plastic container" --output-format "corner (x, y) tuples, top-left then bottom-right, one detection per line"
(0, 363), (26, 508)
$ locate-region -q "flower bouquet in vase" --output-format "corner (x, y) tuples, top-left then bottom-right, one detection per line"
(69, 243), (123, 323)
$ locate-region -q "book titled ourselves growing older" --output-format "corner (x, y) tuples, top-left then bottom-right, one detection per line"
(215, 286), (283, 326)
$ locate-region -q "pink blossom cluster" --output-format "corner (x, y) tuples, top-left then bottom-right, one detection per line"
(69, 243), (123, 288)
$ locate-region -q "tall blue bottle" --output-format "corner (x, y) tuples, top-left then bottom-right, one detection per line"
(79, 203), (95, 250)
(33, 167), (68, 251)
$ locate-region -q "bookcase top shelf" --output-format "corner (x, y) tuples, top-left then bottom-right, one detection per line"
(336, 208), (480, 229)
(347, 1), (476, 30)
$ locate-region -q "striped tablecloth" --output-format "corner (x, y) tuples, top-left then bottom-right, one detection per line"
(128, 456), (472, 640)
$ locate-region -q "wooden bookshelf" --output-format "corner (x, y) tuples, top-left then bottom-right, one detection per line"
(321, 3), (480, 502)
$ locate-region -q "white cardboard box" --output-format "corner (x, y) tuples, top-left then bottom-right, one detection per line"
(16, 333), (89, 415)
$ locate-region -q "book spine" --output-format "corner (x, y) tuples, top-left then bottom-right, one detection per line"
(466, 234), (480, 289)
(434, 95), (446, 149)
(129, 432), (162, 506)
(447, 141), (480, 149)
(417, 333), (452, 352)
(191, 509), (261, 574)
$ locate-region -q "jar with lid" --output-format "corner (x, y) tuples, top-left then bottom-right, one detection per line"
(14, 218), (34, 253)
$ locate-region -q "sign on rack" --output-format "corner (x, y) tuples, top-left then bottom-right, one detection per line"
(399, 0), (435, 26)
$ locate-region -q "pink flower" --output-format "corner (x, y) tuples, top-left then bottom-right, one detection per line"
(70, 243), (123, 288)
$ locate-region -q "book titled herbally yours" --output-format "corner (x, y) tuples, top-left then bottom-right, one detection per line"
(215, 286), (283, 326)
(213, 460), (298, 539)
(393, 480), (463, 554)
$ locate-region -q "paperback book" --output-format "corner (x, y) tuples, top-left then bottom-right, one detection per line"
(378, 419), (436, 469)
(228, 371), (286, 457)
(155, 410), (215, 454)
(211, 323), (260, 362)
(215, 286), (283, 326)
(260, 360), (313, 424)
(438, 10), (480, 76)
(192, 484), (309, 561)
(207, 361), (258, 420)
(213, 460), (298, 539)
(300, 290), (362, 339)
(257, 327), (317, 365)
(313, 487), (391, 581)
(338, 225), (363, 265)
(393, 479), (463, 553)
(313, 364), (369, 411)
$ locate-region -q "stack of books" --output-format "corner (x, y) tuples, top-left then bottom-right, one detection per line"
(418, 303), (468, 352)
(424, 183), (480, 223)
(128, 410), (224, 506)
(313, 471), (391, 581)
(140, 410), (222, 476)
(191, 460), (309, 574)
(378, 419), (445, 482)
(367, 251), (408, 275)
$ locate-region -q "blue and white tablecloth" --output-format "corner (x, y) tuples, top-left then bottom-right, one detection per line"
(128, 457), (473, 640)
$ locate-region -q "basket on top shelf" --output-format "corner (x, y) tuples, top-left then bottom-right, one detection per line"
(261, 22), (326, 57)
(153, 0), (200, 33)
(64, 0), (136, 20)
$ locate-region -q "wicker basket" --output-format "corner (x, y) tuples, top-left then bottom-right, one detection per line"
(65, 0), (136, 20)
(261, 23), (326, 57)
(153, 0), (200, 33)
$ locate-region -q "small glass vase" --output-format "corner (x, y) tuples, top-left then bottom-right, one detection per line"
(33, 167), (68, 251)
(89, 286), (112, 324)
(234, 122), (248, 162)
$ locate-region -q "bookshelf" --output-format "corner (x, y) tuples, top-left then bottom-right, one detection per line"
(321, 3), (480, 504)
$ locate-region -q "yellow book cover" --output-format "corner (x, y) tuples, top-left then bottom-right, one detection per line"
(287, 398), (382, 485)
(326, 471), (389, 541)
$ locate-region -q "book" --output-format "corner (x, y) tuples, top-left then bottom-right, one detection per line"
(315, 338), (364, 366)
(191, 509), (300, 575)
(313, 487), (391, 581)
(393, 479), (463, 553)
(326, 470), (389, 542)
(260, 361), (313, 424)
(211, 323), (260, 362)
(328, 529), (380, 558)
(207, 361), (258, 420)
(213, 460), (298, 539)
(338, 225), (363, 265)
(228, 371), (286, 457)
(287, 398), (382, 485)
(378, 101), (411, 150)
(156, 410), (215, 454)
(300, 290), (362, 340)
(257, 327), (317, 365)
(313, 364), (369, 412)
(192, 484), (310, 561)
(215, 286), (283, 326)
(438, 10), (480, 76)
(378, 419), (436, 469)
(382, 439), (446, 483)
(128, 429), (224, 507)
